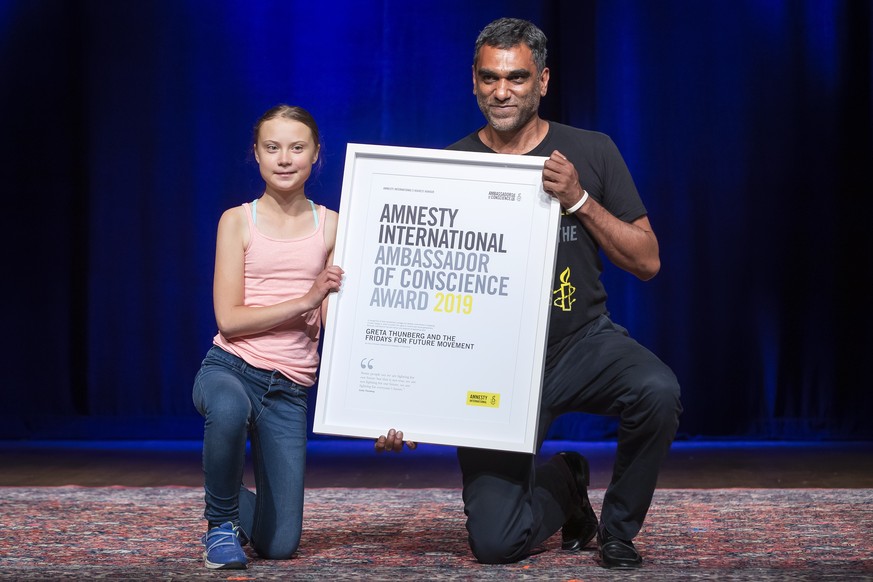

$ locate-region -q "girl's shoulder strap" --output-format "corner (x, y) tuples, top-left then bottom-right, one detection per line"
(308, 199), (319, 230)
(239, 201), (257, 249)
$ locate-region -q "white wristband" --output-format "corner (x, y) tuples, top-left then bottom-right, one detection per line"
(565, 190), (589, 214)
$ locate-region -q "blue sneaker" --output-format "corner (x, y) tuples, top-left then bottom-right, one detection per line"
(201, 522), (247, 569)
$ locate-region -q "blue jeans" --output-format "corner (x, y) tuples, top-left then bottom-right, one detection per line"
(192, 345), (308, 559)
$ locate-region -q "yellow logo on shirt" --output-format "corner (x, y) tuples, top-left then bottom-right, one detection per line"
(553, 267), (576, 311)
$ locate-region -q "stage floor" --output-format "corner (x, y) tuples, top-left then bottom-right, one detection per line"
(1, 439), (871, 488)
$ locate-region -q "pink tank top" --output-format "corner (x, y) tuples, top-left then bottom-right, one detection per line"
(213, 201), (328, 386)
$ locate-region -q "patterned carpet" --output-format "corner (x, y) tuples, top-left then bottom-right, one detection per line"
(1, 487), (871, 580)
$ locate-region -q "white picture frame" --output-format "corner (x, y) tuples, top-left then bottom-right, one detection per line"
(313, 144), (560, 453)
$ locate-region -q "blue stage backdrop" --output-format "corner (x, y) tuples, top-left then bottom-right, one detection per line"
(2, 0), (871, 440)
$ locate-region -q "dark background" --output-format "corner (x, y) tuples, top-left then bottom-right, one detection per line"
(2, 0), (871, 441)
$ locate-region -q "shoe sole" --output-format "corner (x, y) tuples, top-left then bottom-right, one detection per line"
(204, 553), (246, 570)
(204, 561), (246, 570)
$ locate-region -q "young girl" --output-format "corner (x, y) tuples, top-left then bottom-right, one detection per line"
(192, 105), (342, 569)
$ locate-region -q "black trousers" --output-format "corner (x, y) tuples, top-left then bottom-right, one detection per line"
(457, 314), (682, 564)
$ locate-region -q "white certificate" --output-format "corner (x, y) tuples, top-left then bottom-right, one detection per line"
(313, 144), (560, 453)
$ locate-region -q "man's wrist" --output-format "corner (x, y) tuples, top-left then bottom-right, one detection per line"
(565, 190), (589, 214)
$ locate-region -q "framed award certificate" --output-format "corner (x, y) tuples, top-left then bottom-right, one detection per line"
(313, 144), (560, 453)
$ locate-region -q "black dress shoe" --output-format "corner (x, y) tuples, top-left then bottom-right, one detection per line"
(597, 525), (642, 569)
(557, 451), (599, 551)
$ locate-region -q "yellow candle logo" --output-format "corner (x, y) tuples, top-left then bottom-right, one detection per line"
(553, 267), (575, 311)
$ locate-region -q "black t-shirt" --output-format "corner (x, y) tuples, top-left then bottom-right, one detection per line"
(447, 121), (647, 364)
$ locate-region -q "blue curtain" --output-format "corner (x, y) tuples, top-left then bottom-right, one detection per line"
(2, 0), (870, 440)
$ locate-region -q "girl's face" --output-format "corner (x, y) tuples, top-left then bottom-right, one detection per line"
(254, 118), (320, 195)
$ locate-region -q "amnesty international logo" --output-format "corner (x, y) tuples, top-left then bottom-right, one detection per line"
(466, 391), (500, 408)
(552, 267), (575, 311)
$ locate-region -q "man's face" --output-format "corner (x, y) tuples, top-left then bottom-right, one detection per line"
(473, 43), (549, 133)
